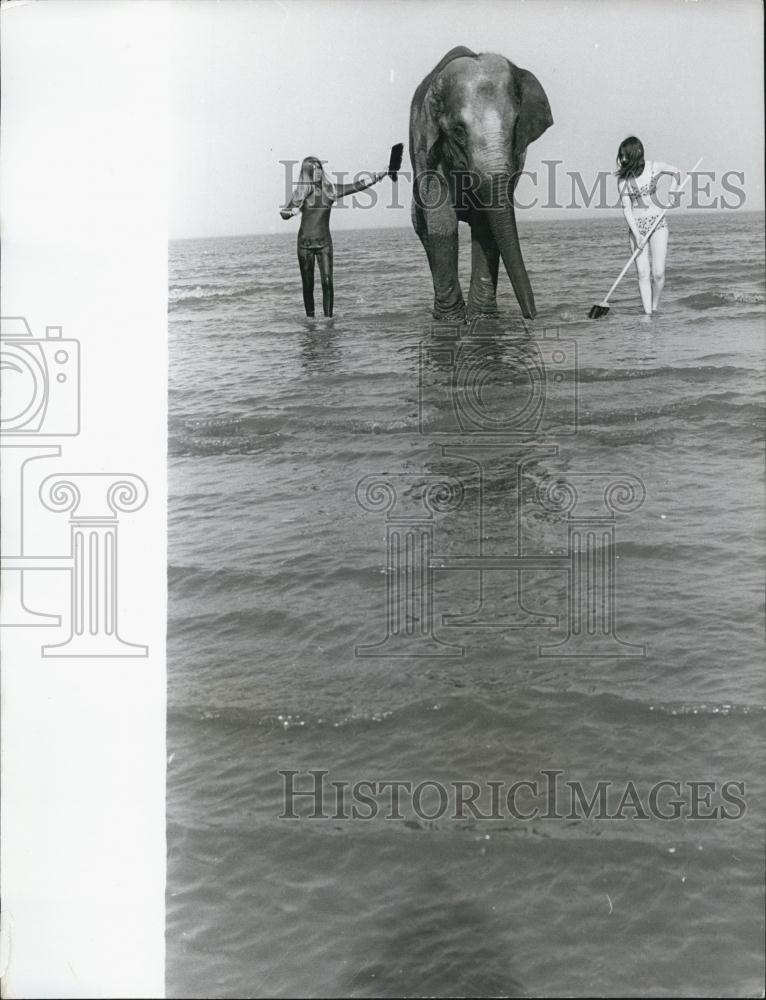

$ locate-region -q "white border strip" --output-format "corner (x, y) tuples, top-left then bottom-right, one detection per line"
(1, 2), (167, 996)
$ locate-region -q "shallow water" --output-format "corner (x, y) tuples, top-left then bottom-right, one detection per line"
(167, 213), (765, 998)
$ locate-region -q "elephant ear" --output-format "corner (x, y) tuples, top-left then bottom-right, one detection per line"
(409, 82), (447, 211)
(423, 81), (446, 170)
(512, 66), (553, 153)
(409, 47), (478, 177)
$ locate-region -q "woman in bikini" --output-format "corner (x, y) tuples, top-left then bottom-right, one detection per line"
(616, 136), (681, 315)
(281, 156), (388, 318)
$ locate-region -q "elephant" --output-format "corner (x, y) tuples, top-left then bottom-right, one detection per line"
(409, 46), (553, 321)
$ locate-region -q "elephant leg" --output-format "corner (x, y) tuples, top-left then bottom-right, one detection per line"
(467, 211), (500, 318)
(414, 200), (465, 321)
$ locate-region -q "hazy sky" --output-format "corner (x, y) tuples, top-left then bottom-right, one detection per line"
(170, 0), (764, 238)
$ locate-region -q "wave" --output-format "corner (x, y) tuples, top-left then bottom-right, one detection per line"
(169, 411), (424, 454)
(168, 412), (294, 454)
(679, 290), (766, 311)
(167, 560), (376, 595)
(181, 416), (243, 435)
(579, 392), (764, 428)
(167, 690), (766, 735)
(574, 364), (754, 385)
(169, 281), (284, 311)
(169, 432), (283, 456)
(168, 398), (764, 455)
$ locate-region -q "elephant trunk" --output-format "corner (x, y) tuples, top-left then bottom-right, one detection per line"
(483, 177), (536, 319)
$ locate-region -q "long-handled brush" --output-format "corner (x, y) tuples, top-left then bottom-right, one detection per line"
(588, 157), (702, 319)
(387, 142), (404, 182)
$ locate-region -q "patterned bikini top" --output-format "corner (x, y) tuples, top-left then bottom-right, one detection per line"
(624, 162), (658, 205)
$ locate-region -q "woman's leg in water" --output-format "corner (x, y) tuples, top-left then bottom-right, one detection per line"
(649, 226), (669, 312)
(317, 245), (334, 317)
(298, 246), (316, 317)
(630, 233), (652, 315)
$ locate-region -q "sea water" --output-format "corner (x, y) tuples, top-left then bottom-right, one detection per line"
(167, 212), (765, 998)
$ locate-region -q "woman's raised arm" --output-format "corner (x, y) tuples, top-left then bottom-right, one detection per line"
(654, 162), (682, 207)
(334, 171), (386, 200)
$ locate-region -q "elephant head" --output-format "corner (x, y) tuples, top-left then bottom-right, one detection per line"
(410, 48), (553, 319)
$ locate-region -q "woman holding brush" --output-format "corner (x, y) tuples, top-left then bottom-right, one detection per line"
(616, 136), (681, 315)
(280, 148), (401, 318)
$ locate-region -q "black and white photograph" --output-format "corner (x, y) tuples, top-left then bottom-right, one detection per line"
(1, 0), (764, 997)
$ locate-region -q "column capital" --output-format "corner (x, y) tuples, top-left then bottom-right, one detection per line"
(39, 473), (148, 520)
(355, 473), (465, 522)
(536, 473), (645, 519)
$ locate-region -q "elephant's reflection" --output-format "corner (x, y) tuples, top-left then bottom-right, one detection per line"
(420, 323), (552, 438)
(342, 871), (527, 998)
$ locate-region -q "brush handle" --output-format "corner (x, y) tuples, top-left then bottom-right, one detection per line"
(602, 157), (702, 306)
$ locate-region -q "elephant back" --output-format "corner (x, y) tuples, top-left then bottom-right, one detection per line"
(411, 46), (478, 111)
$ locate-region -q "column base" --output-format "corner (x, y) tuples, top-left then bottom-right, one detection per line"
(355, 633), (464, 658)
(43, 634), (148, 658)
(444, 571), (557, 629)
(540, 632), (645, 658)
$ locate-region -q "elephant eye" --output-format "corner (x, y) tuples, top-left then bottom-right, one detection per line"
(452, 123), (468, 142)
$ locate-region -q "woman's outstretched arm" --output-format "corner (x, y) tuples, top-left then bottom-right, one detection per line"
(334, 171), (386, 200)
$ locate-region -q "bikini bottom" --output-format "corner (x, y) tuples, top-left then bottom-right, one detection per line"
(636, 215), (668, 239)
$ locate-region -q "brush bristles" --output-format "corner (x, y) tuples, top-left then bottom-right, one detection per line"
(388, 143), (404, 180)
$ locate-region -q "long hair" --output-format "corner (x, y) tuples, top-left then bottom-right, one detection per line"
(615, 136), (645, 180)
(285, 156), (336, 212)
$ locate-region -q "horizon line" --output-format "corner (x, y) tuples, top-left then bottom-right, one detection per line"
(170, 207), (766, 242)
